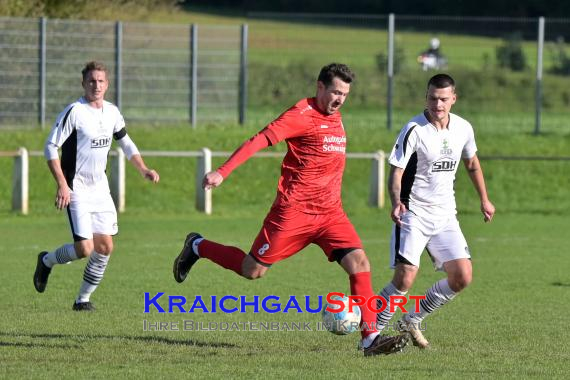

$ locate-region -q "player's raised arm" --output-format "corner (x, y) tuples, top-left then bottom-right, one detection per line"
(205, 132), (271, 189)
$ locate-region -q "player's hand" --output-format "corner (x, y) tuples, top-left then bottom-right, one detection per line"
(481, 200), (495, 223)
(203, 171), (223, 190)
(143, 169), (160, 183)
(390, 202), (407, 226)
(54, 185), (71, 210)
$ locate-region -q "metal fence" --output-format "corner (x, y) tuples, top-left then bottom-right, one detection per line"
(2, 14), (570, 133)
(0, 17), (247, 128)
(2, 147), (385, 214)
(247, 13), (570, 135)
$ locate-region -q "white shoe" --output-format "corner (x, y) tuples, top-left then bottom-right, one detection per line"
(396, 318), (430, 349)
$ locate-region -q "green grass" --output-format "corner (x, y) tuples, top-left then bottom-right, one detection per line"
(1, 6), (570, 377)
(0, 117), (569, 377)
(4, 5), (570, 125)
(1, 211), (568, 378)
(1, 117), (569, 215)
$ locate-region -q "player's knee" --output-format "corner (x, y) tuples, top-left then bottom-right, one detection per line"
(449, 273), (472, 292)
(393, 276), (414, 292)
(353, 252), (370, 270)
(446, 260), (472, 291)
(93, 235), (113, 255)
(74, 241), (94, 258)
(393, 264), (418, 292)
(339, 249), (370, 274)
(392, 276), (415, 292)
(95, 242), (113, 255)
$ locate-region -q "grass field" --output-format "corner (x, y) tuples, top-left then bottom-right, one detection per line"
(1, 6), (569, 377)
(1, 210), (568, 378)
(1, 119), (569, 378)
(1, 120), (569, 215)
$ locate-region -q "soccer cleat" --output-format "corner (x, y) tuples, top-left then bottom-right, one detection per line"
(396, 318), (430, 349)
(72, 301), (95, 311)
(363, 334), (410, 357)
(33, 251), (51, 293)
(173, 232), (202, 283)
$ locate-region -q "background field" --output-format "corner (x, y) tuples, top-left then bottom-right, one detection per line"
(1, 4), (570, 379)
(1, 210), (568, 378)
(3, 7), (570, 131)
(1, 119), (569, 378)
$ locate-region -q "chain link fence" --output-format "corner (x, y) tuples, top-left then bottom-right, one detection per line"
(247, 13), (570, 135)
(2, 14), (570, 133)
(0, 17), (246, 129)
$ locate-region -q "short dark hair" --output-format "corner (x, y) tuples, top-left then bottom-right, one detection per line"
(82, 61), (108, 81)
(427, 73), (455, 90)
(317, 63), (355, 87)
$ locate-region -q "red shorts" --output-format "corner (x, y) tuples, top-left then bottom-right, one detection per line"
(249, 206), (362, 265)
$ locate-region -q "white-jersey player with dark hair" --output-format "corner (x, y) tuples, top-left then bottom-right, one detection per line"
(375, 73), (495, 348)
(33, 61), (160, 311)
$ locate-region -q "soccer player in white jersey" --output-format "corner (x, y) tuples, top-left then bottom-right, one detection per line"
(375, 74), (495, 348)
(33, 61), (160, 311)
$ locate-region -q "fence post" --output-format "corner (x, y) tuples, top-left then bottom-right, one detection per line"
(196, 148), (212, 214)
(115, 21), (123, 110)
(12, 147), (29, 215)
(386, 13), (395, 131)
(534, 16), (545, 135)
(190, 24), (198, 128)
(110, 148), (125, 213)
(369, 150), (385, 208)
(239, 24), (249, 125)
(39, 17), (46, 129)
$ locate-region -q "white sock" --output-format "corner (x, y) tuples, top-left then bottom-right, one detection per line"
(406, 278), (456, 323)
(193, 238), (204, 257)
(376, 282), (408, 332)
(76, 251), (110, 303)
(43, 244), (78, 268)
(361, 332), (380, 349)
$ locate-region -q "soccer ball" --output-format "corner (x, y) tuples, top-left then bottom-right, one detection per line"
(321, 295), (361, 335)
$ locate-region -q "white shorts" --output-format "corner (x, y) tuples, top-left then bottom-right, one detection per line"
(390, 211), (470, 271)
(67, 190), (118, 241)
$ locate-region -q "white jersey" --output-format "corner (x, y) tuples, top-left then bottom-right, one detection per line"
(45, 97), (126, 193)
(389, 111), (477, 218)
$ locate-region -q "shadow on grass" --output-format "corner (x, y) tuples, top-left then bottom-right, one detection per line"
(0, 341), (82, 349)
(0, 331), (238, 349)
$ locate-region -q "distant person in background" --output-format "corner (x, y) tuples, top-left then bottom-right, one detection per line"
(172, 63), (409, 357)
(418, 38), (447, 71)
(375, 73), (495, 348)
(33, 61), (160, 311)
(426, 37), (442, 56)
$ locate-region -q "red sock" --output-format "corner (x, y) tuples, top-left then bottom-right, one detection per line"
(198, 239), (246, 276)
(349, 271), (378, 339)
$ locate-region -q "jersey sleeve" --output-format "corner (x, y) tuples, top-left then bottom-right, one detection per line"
(44, 104), (76, 158)
(116, 134), (140, 159)
(388, 123), (418, 168)
(461, 122), (478, 159)
(216, 132), (270, 178)
(112, 107), (126, 134)
(262, 106), (308, 145)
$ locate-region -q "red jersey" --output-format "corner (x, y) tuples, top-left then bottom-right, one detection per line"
(263, 97), (347, 214)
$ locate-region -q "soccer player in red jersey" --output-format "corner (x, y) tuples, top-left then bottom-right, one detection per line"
(173, 63), (408, 356)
